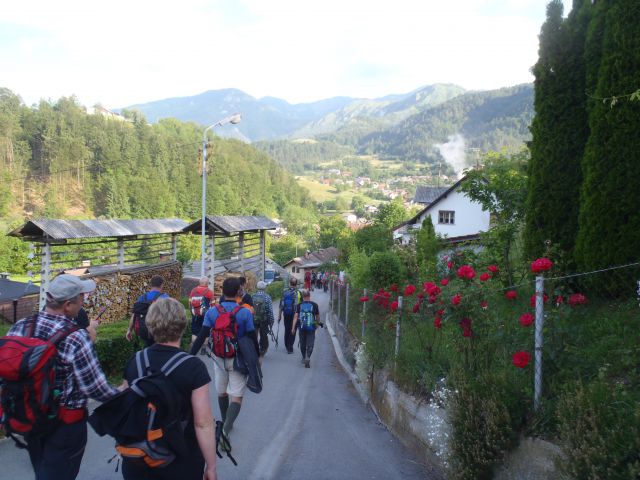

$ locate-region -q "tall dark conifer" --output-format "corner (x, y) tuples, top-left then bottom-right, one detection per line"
(575, 0), (640, 276)
(524, 0), (590, 266)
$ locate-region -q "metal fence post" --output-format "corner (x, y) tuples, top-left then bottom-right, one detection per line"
(362, 288), (367, 339)
(395, 296), (403, 358)
(534, 275), (545, 411)
(345, 283), (350, 328)
(338, 282), (342, 323)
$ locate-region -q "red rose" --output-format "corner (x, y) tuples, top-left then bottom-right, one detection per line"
(451, 294), (462, 305)
(417, 292), (424, 299)
(556, 295), (564, 306)
(480, 300), (488, 309)
(404, 284), (416, 296)
(480, 273), (490, 282)
(434, 317), (442, 329)
(390, 301), (399, 312)
(488, 265), (499, 274)
(530, 293), (549, 307)
(436, 309), (445, 316)
(457, 265), (476, 280)
(383, 291), (391, 298)
(459, 317), (472, 330)
(512, 351), (532, 368)
(447, 261), (453, 269)
(531, 257), (553, 273)
(390, 284), (399, 292)
(462, 328), (473, 337)
(440, 278), (449, 286)
(360, 296), (369, 303)
(519, 313), (534, 327)
(568, 293), (588, 306)
(428, 294), (437, 304)
(505, 290), (517, 300)
(412, 302), (420, 313)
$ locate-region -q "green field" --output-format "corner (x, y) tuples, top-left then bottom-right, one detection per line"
(296, 176), (381, 206)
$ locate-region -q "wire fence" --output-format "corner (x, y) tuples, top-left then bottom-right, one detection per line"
(328, 262), (640, 408)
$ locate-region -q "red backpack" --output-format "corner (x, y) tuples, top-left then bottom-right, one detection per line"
(0, 315), (79, 445)
(211, 305), (242, 358)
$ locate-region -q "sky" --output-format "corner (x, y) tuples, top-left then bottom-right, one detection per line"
(2, 0), (572, 109)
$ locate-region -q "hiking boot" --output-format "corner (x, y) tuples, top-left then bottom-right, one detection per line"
(287, 349), (293, 354)
(304, 359), (310, 368)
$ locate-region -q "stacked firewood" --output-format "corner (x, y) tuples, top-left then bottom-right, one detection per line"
(82, 261), (182, 325)
(212, 270), (258, 298)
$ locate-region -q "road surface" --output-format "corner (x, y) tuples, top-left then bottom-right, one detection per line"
(0, 289), (430, 479)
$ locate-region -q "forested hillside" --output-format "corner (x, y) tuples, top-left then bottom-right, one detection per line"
(0, 89), (314, 221)
(354, 84), (534, 164)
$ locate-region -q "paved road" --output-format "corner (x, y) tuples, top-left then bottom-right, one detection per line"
(0, 289), (429, 479)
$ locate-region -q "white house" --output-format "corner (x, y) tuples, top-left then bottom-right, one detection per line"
(393, 176), (490, 245)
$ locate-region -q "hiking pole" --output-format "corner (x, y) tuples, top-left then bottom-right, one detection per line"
(275, 319), (280, 350)
(215, 421), (238, 466)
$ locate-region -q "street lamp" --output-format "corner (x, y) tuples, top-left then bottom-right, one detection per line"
(201, 113), (242, 275)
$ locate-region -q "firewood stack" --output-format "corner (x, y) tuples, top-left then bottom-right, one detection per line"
(82, 261), (182, 325)
(213, 270), (258, 298)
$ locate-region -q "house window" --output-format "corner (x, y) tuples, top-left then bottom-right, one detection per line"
(438, 210), (455, 225)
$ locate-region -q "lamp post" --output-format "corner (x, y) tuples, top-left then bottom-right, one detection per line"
(201, 113), (242, 275)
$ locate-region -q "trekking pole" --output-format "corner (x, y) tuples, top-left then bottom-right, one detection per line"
(275, 317), (280, 350)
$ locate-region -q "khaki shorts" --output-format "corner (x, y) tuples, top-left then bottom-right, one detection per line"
(212, 357), (247, 397)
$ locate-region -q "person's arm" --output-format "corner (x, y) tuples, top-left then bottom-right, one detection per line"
(70, 332), (118, 401)
(189, 326), (211, 355)
(291, 311), (299, 333)
(126, 313), (135, 341)
(192, 384), (217, 480)
(315, 303), (323, 327)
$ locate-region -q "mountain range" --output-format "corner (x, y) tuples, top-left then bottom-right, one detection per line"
(122, 82), (534, 167)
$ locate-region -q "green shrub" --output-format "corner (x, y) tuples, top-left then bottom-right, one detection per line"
(265, 280), (284, 300)
(556, 379), (640, 479)
(448, 369), (525, 480)
(368, 251), (406, 290)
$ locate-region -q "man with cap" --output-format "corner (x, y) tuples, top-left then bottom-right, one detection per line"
(252, 280), (275, 357)
(5, 274), (119, 480)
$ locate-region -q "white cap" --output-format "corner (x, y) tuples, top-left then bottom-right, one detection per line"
(47, 274), (96, 302)
(257, 281), (267, 290)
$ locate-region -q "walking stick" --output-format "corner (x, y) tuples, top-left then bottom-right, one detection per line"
(275, 318), (280, 350)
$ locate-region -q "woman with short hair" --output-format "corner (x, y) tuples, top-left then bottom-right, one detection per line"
(121, 297), (218, 480)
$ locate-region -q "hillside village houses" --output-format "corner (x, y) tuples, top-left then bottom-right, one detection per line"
(393, 175), (490, 245)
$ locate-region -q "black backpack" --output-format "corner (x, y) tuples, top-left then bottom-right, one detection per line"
(88, 350), (191, 469)
(132, 291), (163, 342)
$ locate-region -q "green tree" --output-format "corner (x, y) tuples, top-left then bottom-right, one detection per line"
(415, 215), (440, 279)
(368, 251), (405, 290)
(318, 215), (350, 249)
(375, 198), (407, 229)
(575, 0), (640, 283)
(524, 0), (590, 265)
(462, 150), (528, 285)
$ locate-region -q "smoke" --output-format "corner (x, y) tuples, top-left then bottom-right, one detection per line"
(434, 134), (466, 179)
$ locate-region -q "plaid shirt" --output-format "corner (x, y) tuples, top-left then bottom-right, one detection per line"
(252, 290), (275, 324)
(8, 311), (118, 409)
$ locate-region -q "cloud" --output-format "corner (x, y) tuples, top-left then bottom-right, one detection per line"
(2, 0), (573, 108)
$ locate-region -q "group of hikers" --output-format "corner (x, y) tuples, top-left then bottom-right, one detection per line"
(0, 271), (324, 480)
(303, 269), (330, 292)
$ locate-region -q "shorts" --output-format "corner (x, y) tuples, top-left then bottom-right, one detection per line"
(191, 315), (204, 336)
(213, 357), (247, 397)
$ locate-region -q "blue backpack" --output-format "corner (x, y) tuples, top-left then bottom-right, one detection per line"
(298, 302), (316, 331)
(282, 289), (297, 316)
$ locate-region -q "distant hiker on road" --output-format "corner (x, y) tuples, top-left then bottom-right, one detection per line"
(126, 275), (169, 347)
(304, 270), (312, 291)
(291, 289), (323, 368)
(279, 277), (302, 354)
(252, 280), (275, 357)
(118, 298), (218, 480)
(1, 274), (118, 480)
(190, 277), (259, 442)
(311, 270), (317, 291)
(189, 277), (215, 346)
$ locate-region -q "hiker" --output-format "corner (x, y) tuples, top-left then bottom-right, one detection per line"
(190, 277), (259, 439)
(279, 277), (301, 354)
(304, 270), (312, 291)
(119, 297), (218, 480)
(291, 289), (323, 368)
(126, 275), (169, 347)
(310, 271), (317, 291)
(252, 280), (275, 357)
(322, 271), (329, 292)
(188, 277), (215, 346)
(1, 274), (118, 480)
(219, 276), (254, 309)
